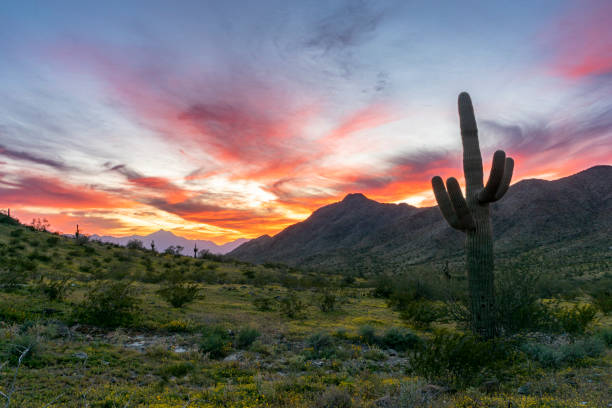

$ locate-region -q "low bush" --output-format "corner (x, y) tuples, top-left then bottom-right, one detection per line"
(399, 300), (445, 329)
(371, 274), (394, 298)
(160, 319), (194, 333)
(75, 281), (140, 327)
(199, 326), (231, 359)
(591, 289), (612, 314)
(379, 327), (422, 351)
(495, 266), (551, 334)
(358, 325), (377, 345)
(46, 236), (60, 246)
(0, 334), (40, 367)
(157, 282), (200, 308)
(0, 268), (28, 290)
(410, 330), (515, 388)
(521, 337), (606, 368)
(126, 239), (145, 250)
(362, 347), (386, 361)
(38, 276), (72, 301)
(280, 291), (305, 319)
(315, 386), (353, 408)
(318, 290), (339, 313)
(236, 327), (260, 349)
(157, 362), (195, 380)
(253, 296), (275, 311)
(597, 327), (612, 347)
(387, 276), (440, 310)
(306, 332), (336, 359)
(550, 303), (598, 335)
(0, 214), (19, 225)
(75, 235), (89, 246)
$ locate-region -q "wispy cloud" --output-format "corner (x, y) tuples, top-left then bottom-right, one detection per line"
(304, 0), (386, 53)
(0, 144), (70, 171)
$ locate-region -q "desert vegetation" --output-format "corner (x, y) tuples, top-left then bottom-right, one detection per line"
(0, 210), (610, 407)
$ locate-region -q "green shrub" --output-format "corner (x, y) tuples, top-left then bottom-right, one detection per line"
(236, 327), (260, 349)
(0, 268), (28, 290)
(358, 325), (377, 345)
(318, 290), (338, 313)
(333, 328), (349, 340)
(597, 327), (612, 347)
(75, 235), (89, 246)
(0, 304), (34, 323)
(0, 214), (19, 225)
(306, 332), (336, 359)
(495, 266), (550, 334)
(388, 276), (438, 309)
(280, 291), (305, 319)
(410, 331), (514, 388)
(379, 327), (422, 351)
(157, 362), (195, 379)
(591, 289), (612, 314)
(363, 347), (386, 361)
(551, 303), (598, 335)
(199, 326), (231, 359)
(371, 275), (394, 298)
(75, 281), (140, 327)
(521, 337), (606, 368)
(160, 319), (194, 333)
(399, 301), (445, 329)
(38, 276), (71, 301)
(126, 239), (145, 250)
(315, 386), (353, 408)
(0, 334), (39, 367)
(253, 296), (275, 311)
(157, 282), (200, 308)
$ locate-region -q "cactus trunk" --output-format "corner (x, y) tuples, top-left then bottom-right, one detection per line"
(465, 207), (496, 339)
(431, 92), (514, 339)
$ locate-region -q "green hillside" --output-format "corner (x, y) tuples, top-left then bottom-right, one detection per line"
(0, 214), (611, 407)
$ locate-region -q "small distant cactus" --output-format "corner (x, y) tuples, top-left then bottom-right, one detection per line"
(151, 240), (156, 253)
(431, 92), (514, 338)
(75, 224), (80, 239)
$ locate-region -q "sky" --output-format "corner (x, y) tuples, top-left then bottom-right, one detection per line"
(1, 0), (611, 243)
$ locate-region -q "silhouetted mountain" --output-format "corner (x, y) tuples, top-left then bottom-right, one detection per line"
(90, 229), (248, 255)
(229, 165), (611, 273)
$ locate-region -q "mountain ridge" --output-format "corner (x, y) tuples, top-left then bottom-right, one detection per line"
(229, 165), (611, 273)
(90, 229), (249, 255)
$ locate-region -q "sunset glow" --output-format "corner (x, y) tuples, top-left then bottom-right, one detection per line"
(1, 0), (611, 243)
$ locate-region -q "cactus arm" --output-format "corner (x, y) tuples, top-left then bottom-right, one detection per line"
(492, 157), (514, 201)
(446, 177), (476, 230)
(432, 176), (465, 230)
(478, 150), (506, 203)
(458, 92), (484, 193)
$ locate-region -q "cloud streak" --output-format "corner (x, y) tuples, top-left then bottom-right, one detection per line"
(0, 144), (70, 171)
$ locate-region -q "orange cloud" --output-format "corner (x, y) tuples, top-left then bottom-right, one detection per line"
(0, 175), (132, 209)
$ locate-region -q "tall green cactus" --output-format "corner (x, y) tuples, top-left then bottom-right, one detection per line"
(431, 92), (514, 339)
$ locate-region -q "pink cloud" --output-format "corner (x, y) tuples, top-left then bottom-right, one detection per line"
(547, 0), (612, 78)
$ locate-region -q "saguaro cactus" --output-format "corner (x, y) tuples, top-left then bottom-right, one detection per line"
(431, 92), (514, 339)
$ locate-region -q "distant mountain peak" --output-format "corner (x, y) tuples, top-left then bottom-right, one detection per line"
(151, 229), (175, 236)
(342, 193), (368, 202)
(90, 229), (248, 255)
